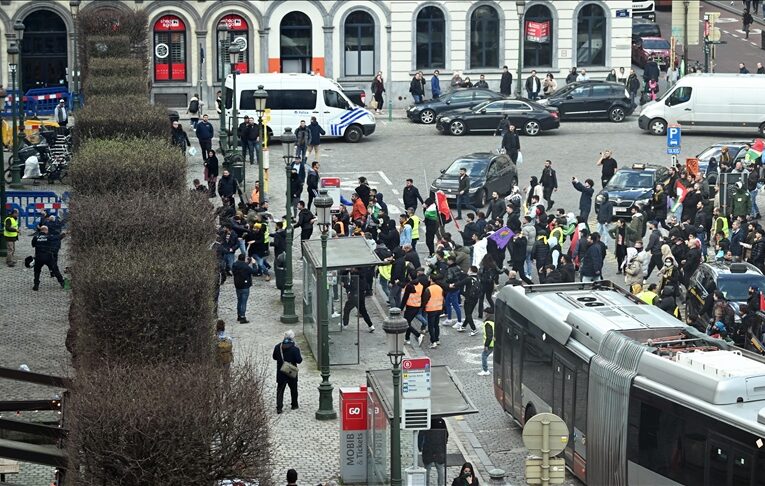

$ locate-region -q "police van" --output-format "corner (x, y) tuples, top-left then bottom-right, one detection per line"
(223, 73), (376, 143)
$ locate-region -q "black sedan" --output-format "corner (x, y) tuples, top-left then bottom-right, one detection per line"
(536, 81), (634, 122)
(435, 99), (560, 136)
(406, 88), (504, 124)
(429, 153), (518, 207)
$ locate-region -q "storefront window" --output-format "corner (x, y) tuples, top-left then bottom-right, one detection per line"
(217, 14), (249, 81)
(416, 6), (445, 69)
(344, 11), (375, 76)
(154, 15), (187, 82)
(576, 4), (607, 66)
(470, 5), (499, 69)
(523, 5), (553, 67)
(281, 12), (312, 73)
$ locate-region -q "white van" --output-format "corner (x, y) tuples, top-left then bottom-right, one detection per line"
(638, 73), (765, 136)
(223, 73), (375, 143)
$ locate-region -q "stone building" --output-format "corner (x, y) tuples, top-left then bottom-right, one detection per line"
(0, 0), (633, 108)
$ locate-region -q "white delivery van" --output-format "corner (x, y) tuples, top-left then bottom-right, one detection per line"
(638, 73), (765, 136)
(223, 73), (375, 143)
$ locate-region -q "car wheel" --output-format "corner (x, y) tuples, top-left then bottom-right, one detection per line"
(449, 120), (466, 136)
(524, 120), (541, 136)
(759, 122), (765, 137)
(608, 106), (626, 123)
(344, 125), (363, 143)
(420, 109), (436, 124)
(649, 118), (667, 135)
(476, 189), (488, 208)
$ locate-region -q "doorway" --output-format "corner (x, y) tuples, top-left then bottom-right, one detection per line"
(22, 9), (69, 91)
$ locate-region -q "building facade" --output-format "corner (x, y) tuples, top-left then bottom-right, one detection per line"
(0, 0), (633, 108)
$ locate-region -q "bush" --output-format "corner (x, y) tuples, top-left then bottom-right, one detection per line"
(89, 57), (146, 79)
(83, 75), (147, 97)
(85, 35), (132, 59)
(72, 96), (168, 146)
(69, 137), (186, 196)
(78, 10), (149, 83)
(68, 192), (215, 253)
(69, 241), (216, 365)
(66, 360), (273, 485)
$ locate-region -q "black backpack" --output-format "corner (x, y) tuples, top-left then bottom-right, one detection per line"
(189, 99), (199, 114)
(467, 276), (482, 300)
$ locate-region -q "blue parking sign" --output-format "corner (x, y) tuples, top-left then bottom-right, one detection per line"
(667, 125), (681, 148)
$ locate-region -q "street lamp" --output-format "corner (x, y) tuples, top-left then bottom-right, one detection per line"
(12, 21), (25, 187)
(227, 44), (242, 184)
(217, 22), (229, 154)
(314, 189), (336, 420)
(7, 43), (20, 188)
(0, 84), (7, 258)
(383, 307), (408, 486)
(69, 0), (81, 110)
(280, 127), (299, 324)
(515, 0), (526, 98)
(253, 85), (268, 206)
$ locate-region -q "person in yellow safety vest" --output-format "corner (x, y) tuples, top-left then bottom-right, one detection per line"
(401, 275), (427, 346)
(4, 209), (19, 267)
(637, 283), (659, 305)
(712, 208), (729, 239)
(478, 312), (495, 376)
(407, 207), (421, 251)
(422, 276), (444, 348)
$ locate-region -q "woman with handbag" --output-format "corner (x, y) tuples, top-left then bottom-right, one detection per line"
(371, 72), (385, 114)
(273, 330), (303, 414)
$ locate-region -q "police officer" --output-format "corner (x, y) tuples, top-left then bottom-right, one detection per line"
(4, 208), (19, 267)
(31, 225), (65, 290)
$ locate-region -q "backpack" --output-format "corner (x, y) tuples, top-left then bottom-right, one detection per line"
(480, 267), (497, 286)
(189, 99), (199, 114)
(216, 338), (233, 365)
(467, 276), (482, 300)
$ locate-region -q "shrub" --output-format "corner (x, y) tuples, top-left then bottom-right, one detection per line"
(72, 96), (169, 147)
(78, 9), (149, 82)
(69, 137), (186, 196)
(83, 75), (147, 97)
(89, 57), (146, 79)
(85, 35), (132, 59)
(66, 360), (273, 485)
(68, 192), (215, 254)
(69, 241), (216, 365)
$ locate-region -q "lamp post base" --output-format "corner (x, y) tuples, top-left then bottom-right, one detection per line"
(315, 381), (337, 421)
(280, 288), (299, 324)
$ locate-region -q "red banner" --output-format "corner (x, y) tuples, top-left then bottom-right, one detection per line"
(525, 20), (550, 43)
(154, 15), (185, 32)
(220, 14), (248, 31)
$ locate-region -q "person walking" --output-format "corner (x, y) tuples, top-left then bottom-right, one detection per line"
(626, 69), (641, 106)
(273, 330), (302, 414)
(217, 169), (239, 203)
(501, 125), (521, 164)
(580, 233), (604, 282)
(204, 149), (219, 197)
(4, 208), (19, 267)
(451, 266), (482, 335)
(294, 201), (316, 242)
(744, 8), (754, 39)
(53, 99), (68, 128)
(295, 119), (310, 162)
(430, 70), (442, 99)
(186, 93), (202, 128)
(499, 65), (513, 96)
(371, 72), (385, 113)
(455, 168), (479, 220)
(525, 70), (542, 100)
(195, 114), (214, 161)
(31, 225), (65, 291)
(341, 268), (376, 332)
(540, 160), (558, 211)
(572, 177), (594, 222)
(477, 312), (495, 376)
(410, 72), (425, 104)
(451, 462), (480, 486)
(306, 161), (320, 210)
(422, 276), (444, 348)
(170, 121), (190, 156)
(403, 179), (426, 214)
(596, 194), (614, 247)
(232, 253), (258, 323)
(306, 116), (325, 161)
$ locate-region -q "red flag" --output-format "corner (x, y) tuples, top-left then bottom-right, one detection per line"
(760, 292), (765, 312)
(570, 226), (580, 266)
(436, 190), (459, 230)
(675, 180), (688, 203)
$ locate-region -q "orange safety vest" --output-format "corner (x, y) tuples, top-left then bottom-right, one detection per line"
(425, 284), (444, 312)
(406, 283), (423, 308)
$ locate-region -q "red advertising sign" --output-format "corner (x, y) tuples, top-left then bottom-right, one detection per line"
(525, 20), (550, 43)
(154, 15), (185, 32)
(220, 14), (248, 31)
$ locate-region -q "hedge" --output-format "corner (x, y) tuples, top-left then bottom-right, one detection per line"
(88, 57), (146, 79)
(70, 241), (216, 366)
(69, 137), (186, 196)
(78, 9), (149, 83)
(83, 75), (147, 98)
(85, 35), (132, 59)
(68, 192), (215, 253)
(72, 96), (168, 146)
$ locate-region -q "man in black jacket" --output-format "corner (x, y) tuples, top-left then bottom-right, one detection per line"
(403, 179), (425, 213)
(306, 161), (320, 210)
(501, 125), (521, 163)
(499, 65), (513, 96)
(31, 226), (65, 291)
(410, 72), (425, 104)
(485, 192), (506, 224)
(341, 268), (375, 331)
(572, 177), (594, 222)
(456, 168), (479, 220)
(232, 253), (258, 322)
(273, 330), (303, 413)
(540, 160), (558, 211)
(294, 201), (316, 242)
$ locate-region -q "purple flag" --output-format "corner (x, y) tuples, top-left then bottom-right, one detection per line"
(488, 226), (515, 250)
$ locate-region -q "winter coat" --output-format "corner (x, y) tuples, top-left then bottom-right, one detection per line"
(195, 120), (214, 141)
(597, 200), (614, 224)
(580, 242), (604, 278)
(500, 72), (513, 95)
(232, 260), (257, 289)
(485, 198), (507, 223)
(531, 236), (551, 268)
(431, 76), (442, 98)
(732, 188), (751, 218)
(752, 239), (765, 266)
(273, 340), (303, 384)
(522, 223), (537, 254)
(540, 167), (558, 190)
(307, 121), (326, 145)
(295, 126), (311, 147)
(625, 257), (644, 287)
(572, 181), (594, 216)
(218, 174), (237, 199)
(651, 189), (667, 220)
(410, 77), (424, 96)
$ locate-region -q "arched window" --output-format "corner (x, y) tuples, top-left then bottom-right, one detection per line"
(416, 6), (445, 69)
(280, 12), (312, 73)
(576, 4), (606, 66)
(344, 11), (375, 76)
(523, 5), (553, 67)
(22, 10), (68, 90)
(470, 5), (499, 69)
(217, 14), (249, 81)
(153, 14), (187, 82)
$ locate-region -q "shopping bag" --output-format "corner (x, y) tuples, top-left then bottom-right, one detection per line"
(370, 99), (378, 109)
(516, 151), (524, 166)
(188, 146), (198, 157)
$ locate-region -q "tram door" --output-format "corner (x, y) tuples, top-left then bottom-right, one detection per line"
(552, 356), (576, 464)
(511, 324), (523, 420)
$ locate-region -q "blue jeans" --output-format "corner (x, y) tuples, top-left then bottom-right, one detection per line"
(752, 189), (761, 216)
(416, 310), (428, 329)
(597, 223), (610, 247)
(236, 287), (250, 318)
(445, 291), (462, 321)
(295, 144), (307, 162)
(456, 193), (478, 219)
(253, 254), (270, 276)
(378, 276), (390, 299)
(481, 347), (493, 371)
(223, 253), (235, 272)
(243, 140), (261, 164)
(413, 94), (423, 104)
(390, 283), (403, 308)
(238, 240), (247, 257)
(525, 253), (533, 278)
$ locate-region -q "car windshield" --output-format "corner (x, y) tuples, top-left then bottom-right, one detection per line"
(643, 39), (670, 50)
(444, 159), (488, 177)
(718, 274), (765, 302)
(607, 171), (654, 189)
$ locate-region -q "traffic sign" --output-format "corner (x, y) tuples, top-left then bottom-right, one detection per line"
(667, 125), (681, 147)
(522, 413), (570, 457)
(667, 147), (681, 155)
(402, 357), (431, 399)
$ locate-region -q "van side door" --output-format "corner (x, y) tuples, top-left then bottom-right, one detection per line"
(322, 89), (355, 137)
(663, 86), (694, 127)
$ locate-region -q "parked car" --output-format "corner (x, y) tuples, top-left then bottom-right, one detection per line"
(594, 163), (670, 219)
(434, 98), (559, 136)
(406, 88), (504, 124)
(537, 81), (634, 122)
(429, 152), (518, 207)
(632, 17), (662, 39)
(342, 87), (367, 108)
(632, 36), (677, 69)
(696, 140), (753, 185)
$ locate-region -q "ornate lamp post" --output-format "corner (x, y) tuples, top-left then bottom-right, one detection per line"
(11, 21), (25, 187)
(217, 22), (229, 154)
(69, 0), (81, 110)
(252, 85), (268, 206)
(515, 0), (526, 98)
(227, 45), (243, 184)
(0, 85), (7, 259)
(383, 308), (408, 486)
(314, 190), (336, 420)
(280, 127), (298, 324)
(7, 43), (20, 188)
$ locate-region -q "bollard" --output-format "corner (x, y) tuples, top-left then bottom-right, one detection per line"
(388, 99), (393, 122)
(488, 468), (507, 485)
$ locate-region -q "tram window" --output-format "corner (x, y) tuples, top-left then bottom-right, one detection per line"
(732, 452), (753, 485)
(574, 365), (588, 433)
(523, 324), (553, 404)
(708, 446), (729, 484)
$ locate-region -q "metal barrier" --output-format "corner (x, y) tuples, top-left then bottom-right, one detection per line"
(5, 191), (69, 229)
(2, 88), (71, 117)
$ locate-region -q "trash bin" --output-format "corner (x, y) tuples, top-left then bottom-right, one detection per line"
(275, 252), (286, 291)
(228, 153), (245, 186)
(761, 30), (765, 49)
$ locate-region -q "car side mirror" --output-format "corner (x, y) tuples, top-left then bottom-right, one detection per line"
(566, 95), (573, 100)
(440, 169), (446, 174)
(480, 109), (487, 113)
(445, 101), (451, 105)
